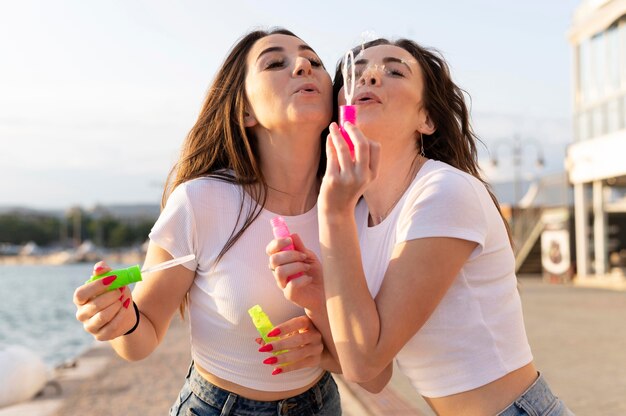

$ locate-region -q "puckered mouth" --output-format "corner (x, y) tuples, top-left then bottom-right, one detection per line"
(293, 83), (320, 95)
(353, 91), (382, 104)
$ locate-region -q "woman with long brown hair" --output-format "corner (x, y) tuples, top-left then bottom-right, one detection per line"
(268, 38), (573, 415)
(73, 28), (345, 415)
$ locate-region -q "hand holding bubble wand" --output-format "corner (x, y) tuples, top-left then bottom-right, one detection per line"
(86, 254), (196, 290)
(339, 49), (357, 159)
(270, 216), (303, 283)
(248, 305), (287, 355)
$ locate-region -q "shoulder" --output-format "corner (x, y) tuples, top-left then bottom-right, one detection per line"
(408, 161), (483, 206)
(168, 176), (242, 208)
(396, 161), (490, 246)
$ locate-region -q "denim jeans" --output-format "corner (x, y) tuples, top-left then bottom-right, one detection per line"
(497, 373), (574, 415)
(170, 365), (342, 416)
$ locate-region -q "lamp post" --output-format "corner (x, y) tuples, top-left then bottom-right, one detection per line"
(490, 134), (545, 247)
(490, 134), (545, 208)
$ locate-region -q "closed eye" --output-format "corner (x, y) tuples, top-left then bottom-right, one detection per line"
(265, 60), (286, 70)
(308, 58), (323, 68)
(385, 68), (406, 77)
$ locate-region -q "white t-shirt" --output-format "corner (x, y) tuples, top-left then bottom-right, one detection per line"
(356, 160), (533, 398)
(149, 177), (323, 391)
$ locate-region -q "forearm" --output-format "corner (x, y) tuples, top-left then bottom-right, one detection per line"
(109, 311), (165, 361)
(309, 304), (392, 393)
(306, 305), (340, 372)
(320, 211), (384, 382)
(357, 362), (393, 393)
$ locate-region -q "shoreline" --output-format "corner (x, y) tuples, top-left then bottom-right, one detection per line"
(0, 251), (145, 266)
(0, 316), (192, 416)
(0, 316), (426, 416)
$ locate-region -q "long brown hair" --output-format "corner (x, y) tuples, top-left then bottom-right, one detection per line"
(163, 28), (325, 315)
(333, 38), (511, 241)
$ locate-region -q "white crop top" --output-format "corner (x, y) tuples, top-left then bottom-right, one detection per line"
(149, 177), (323, 391)
(356, 160), (533, 398)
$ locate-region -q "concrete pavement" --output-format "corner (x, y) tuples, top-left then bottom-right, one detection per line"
(338, 276), (626, 415)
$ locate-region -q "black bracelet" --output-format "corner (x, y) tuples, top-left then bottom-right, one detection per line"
(124, 301), (140, 335)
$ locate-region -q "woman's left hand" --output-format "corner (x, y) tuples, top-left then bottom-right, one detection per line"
(266, 233), (325, 312)
(256, 315), (324, 375)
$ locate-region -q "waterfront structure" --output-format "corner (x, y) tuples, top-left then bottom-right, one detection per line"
(567, 0), (626, 281)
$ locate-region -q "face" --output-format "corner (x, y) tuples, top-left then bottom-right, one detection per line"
(244, 34), (332, 134)
(338, 44), (435, 142)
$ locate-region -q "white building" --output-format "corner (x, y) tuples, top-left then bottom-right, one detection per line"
(567, 0), (626, 282)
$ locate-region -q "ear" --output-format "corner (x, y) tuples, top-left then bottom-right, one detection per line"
(418, 114), (436, 135)
(244, 110), (257, 128)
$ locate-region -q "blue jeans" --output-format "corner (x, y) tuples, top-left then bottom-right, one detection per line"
(497, 373), (574, 415)
(170, 365), (341, 416)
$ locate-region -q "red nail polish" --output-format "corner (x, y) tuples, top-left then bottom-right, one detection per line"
(272, 368), (283, 375)
(263, 356), (278, 365)
(258, 344), (273, 352)
(118, 287), (125, 293)
(118, 295), (124, 302)
(122, 298), (131, 309)
(255, 338), (263, 345)
(267, 328), (281, 337)
(94, 265), (105, 274)
(102, 275), (117, 286)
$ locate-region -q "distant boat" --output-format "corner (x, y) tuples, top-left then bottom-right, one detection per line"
(0, 345), (48, 408)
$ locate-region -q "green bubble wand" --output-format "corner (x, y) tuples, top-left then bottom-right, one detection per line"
(85, 254), (196, 290)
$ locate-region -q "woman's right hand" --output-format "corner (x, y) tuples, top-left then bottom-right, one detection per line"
(73, 261), (136, 341)
(319, 122), (380, 217)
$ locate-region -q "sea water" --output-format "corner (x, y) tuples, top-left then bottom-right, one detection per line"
(0, 264), (123, 367)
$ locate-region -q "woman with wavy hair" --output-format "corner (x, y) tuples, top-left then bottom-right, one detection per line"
(73, 28), (347, 415)
(268, 38), (572, 415)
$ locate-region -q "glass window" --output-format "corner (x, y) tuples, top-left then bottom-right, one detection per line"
(620, 17), (626, 88)
(577, 111), (590, 141)
(607, 97), (620, 133)
(591, 105), (605, 137)
(606, 24), (620, 92)
(621, 95), (626, 129)
(579, 39), (590, 104)
(590, 33), (604, 101)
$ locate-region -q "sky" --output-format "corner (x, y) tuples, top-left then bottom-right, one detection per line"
(0, 0), (583, 210)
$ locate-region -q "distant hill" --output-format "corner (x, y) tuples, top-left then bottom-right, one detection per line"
(0, 204), (161, 220)
(0, 206), (65, 218)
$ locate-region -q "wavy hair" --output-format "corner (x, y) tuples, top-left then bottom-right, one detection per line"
(333, 38), (511, 241)
(163, 28), (325, 315)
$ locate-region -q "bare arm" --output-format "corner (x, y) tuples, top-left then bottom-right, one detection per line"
(321, 212), (476, 382)
(319, 123), (478, 382)
(267, 232), (393, 392)
(74, 242), (195, 361)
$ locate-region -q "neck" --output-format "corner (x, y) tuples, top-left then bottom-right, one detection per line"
(257, 129), (322, 216)
(364, 142), (424, 225)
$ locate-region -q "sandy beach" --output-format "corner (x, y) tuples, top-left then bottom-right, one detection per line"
(2, 277), (625, 415)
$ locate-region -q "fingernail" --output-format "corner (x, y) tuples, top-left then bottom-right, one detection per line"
(118, 287), (125, 293)
(102, 275), (117, 286)
(263, 356), (278, 365)
(272, 368), (283, 376)
(122, 298), (131, 309)
(258, 344), (273, 352)
(118, 295), (124, 302)
(267, 328), (281, 337)
(254, 338), (263, 345)
(94, 265), (106, 274)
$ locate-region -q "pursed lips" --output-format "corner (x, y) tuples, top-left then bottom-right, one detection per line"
(293, 83), (320, 95)
(353, 91), (382, 104)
